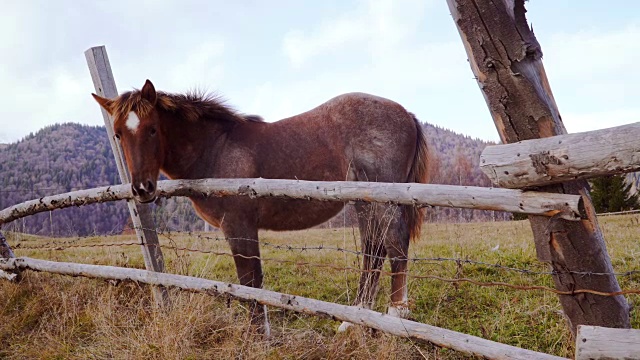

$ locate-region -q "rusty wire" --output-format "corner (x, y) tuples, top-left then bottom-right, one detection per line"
(9, 232), (640, 298)
(13, 226), (640, 278)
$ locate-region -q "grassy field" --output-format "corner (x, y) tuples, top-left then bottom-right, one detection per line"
(1, 215), (640, 359)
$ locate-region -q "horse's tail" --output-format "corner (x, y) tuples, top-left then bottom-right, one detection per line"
(405, 113), (430, 242)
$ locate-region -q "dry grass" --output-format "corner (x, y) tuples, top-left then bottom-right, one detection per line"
(2, 215), (640, 359)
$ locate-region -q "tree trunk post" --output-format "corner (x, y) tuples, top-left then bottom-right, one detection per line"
(446, 0), (630, 335)
(0, 231), (19, 281)
(85, 46), (169, 307)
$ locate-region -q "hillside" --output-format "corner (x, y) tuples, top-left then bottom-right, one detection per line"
(422, 123), (502, 223)
(0, 122), (502, 236)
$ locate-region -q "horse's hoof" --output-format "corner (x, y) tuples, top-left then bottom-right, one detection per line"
(337, 321), (354, 332)
(387, 305), (411, 319)
(249, 304), (271, 338)
(258, 304), (271, 337)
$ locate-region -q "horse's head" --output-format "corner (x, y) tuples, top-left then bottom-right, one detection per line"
(92, 80), (164, 203)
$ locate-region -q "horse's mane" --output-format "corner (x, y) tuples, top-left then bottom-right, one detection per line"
(111, 89), (264, 124)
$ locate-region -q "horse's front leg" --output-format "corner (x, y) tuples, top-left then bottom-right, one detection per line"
(223, 222), (270, 336)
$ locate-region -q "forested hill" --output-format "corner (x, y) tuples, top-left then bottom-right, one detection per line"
(0, 122), (500, 236)
(423, 123), (494, 187)
(0, 124), (130, 236)
(1, 124), (118, 195)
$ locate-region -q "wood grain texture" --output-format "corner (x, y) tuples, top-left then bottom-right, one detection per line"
(481, 122), (640, 188)
(0, 178), (584, 226)
(576, 325), (640, 360)
(0, 257), (569, 360)
(85, 46), (169, 306)
(446, 0), (629, 335)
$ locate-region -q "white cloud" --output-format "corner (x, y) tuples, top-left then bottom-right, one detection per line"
(283, 22), (366, 69)
(168, 40), (226, 90)
(282, 0), (430, 69)
(250, 0), (480, 136)
(562, 108), (640, 134)
(274, 7), (640, 140)
(0, 0), (228, 143)
(1, 1), (638, 145)
(544, 25), (640, 80)
(541, 25), (640, 134)
(238, 38), (475, 130)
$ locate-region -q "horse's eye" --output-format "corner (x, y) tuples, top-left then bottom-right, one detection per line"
(114, 133), (121, 140)
(150, 127), (157, 136)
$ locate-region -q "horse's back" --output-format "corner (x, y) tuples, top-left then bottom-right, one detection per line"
(205, 92), (423, 230)
(319, 92), (412, 124)
(319, 92), (420, 182)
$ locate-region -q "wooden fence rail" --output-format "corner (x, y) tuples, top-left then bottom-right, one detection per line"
(481, 122), (640, 189)
(0, 178), (584, 227)
(575, 325), (640, 360)
(0, 256), (567, 360)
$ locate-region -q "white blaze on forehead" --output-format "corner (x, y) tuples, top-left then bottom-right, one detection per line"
(125, 111), (141, 133)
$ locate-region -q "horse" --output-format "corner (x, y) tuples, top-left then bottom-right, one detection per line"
(92, 80), (430, 335)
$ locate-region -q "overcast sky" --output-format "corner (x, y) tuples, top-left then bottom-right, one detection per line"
(0, 1), (638, 144)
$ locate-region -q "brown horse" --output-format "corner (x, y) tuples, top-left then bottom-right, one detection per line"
(92, 80), (429, 334)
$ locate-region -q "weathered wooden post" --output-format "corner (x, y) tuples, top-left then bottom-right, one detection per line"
(446, 0), (630, 335)
(85, 46), (169, 307)
(0, 231), (18, 281)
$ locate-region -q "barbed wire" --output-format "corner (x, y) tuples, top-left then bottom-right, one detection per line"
(10, 226), (640, 278)
(0, 186), (69, 193)
(9, 239), (640, 298)
(9, 230), (640, 297)
(597, 209), (640, 217)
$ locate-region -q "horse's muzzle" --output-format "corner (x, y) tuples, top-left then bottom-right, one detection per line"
(131, 180), (157, 204)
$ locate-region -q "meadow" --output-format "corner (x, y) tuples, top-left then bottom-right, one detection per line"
(1, 215), (639, 359)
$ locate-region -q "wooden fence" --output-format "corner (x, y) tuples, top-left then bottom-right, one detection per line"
(447, 0), (630, 336)
(3, 1), (640, 358)
(0, 178), (585, 226)
(1, 170), (639, 358)
(0, 256), (568, 360)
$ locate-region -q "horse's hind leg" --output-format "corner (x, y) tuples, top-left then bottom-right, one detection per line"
(338, 202), (387, 332)
(357, 203), (412, 318)
(222, 220), (270, 336)
(384, 206), (411, 319)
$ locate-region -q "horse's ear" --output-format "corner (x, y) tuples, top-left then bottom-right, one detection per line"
(92, 93), (114, 115)
(141, 79), (157, 106)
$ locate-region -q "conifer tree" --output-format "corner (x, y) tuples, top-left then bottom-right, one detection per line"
(590, 175), (640, 213)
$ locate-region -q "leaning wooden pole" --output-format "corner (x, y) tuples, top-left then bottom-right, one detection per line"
(446, 0), (630, 335)
(85, 46), (169, 307)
